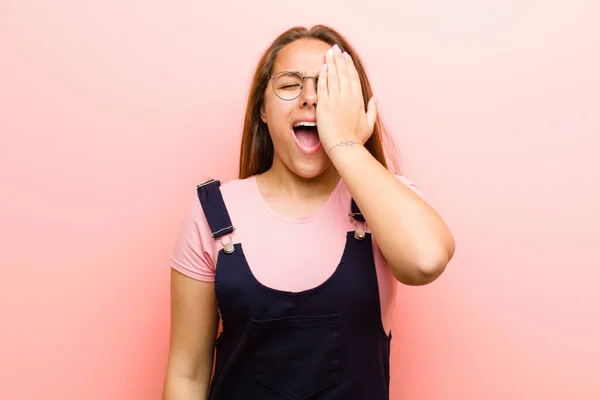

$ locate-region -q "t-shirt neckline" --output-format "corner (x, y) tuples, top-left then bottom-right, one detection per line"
(250, 175), (345, 224)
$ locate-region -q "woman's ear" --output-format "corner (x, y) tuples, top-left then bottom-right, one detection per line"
(260, 104), (267, 124)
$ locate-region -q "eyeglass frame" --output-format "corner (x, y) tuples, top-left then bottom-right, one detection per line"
(268, 71), (319, 101)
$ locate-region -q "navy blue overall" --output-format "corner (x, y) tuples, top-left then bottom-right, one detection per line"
(197, 179), (391, 400)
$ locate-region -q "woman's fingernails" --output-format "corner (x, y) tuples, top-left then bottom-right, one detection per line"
(327, 49), (334, 58)
(323, 64), (328, 71)
(343, 52), (351, 60)
(333, 44), (341, 53)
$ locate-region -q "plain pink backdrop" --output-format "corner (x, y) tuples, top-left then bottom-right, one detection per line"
(1, 1), (599, 399)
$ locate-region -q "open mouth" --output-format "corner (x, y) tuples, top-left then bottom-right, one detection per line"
(292, 121), (321, 154)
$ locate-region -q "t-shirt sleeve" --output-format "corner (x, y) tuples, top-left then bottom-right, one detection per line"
(170, 194), (217, 282)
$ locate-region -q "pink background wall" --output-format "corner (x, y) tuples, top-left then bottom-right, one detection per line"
(1, 1), (599, 399)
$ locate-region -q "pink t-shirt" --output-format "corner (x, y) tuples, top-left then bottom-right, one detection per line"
(171, 175), (423, 334)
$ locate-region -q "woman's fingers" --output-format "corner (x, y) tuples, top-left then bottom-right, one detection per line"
(325, 47), (339, 97)
(332, 45), (351, 95)
(317, 62), (328, 102)
(343, 51), (362, 99)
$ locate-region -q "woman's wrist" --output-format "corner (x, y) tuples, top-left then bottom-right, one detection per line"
(326, 139), (370, 173)
(327, 140), (362, 153)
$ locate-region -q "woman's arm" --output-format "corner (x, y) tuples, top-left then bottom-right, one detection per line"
(330, 145), (455, 286)
(163, 269), (219, 400)
(317, 45), (455, 286)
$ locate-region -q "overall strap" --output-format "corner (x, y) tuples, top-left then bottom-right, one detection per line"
(349, 198), (368, 240)
(350, 198), (365, 222)
(196, 179), (235, 239)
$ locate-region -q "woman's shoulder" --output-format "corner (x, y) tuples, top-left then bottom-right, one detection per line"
(188, 176), (257, 220)
(194, 176), (256, 195)
(218, 176), (257, 202)
(219, 176), (255, 191)
(211, 176), (263, 216)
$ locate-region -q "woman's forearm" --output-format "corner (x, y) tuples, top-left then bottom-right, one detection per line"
(329, 143), (455, 285)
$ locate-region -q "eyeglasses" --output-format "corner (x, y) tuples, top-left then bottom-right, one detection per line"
(269, 71), (319, 101)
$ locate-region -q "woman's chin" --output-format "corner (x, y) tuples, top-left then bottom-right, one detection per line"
(288, 158), (332, 180)
(270, 147), (332, 180)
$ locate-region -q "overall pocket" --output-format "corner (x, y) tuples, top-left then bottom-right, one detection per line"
(251, 314), (341, 400)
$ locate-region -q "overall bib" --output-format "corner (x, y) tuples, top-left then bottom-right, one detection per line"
(198, 179), (391, 400)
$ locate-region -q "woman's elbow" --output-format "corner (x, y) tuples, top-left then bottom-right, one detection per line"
(392, 246), (453, 286)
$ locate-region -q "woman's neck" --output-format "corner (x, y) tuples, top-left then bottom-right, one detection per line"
(258, 159), (340, 201)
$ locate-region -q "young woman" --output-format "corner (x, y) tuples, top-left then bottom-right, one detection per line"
(163, 25), (455, 400)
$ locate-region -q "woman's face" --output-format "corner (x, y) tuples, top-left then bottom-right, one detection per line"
(261, 39), (333, 180)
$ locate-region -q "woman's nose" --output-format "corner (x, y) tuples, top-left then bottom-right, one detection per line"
(300, 78), (318, 106)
